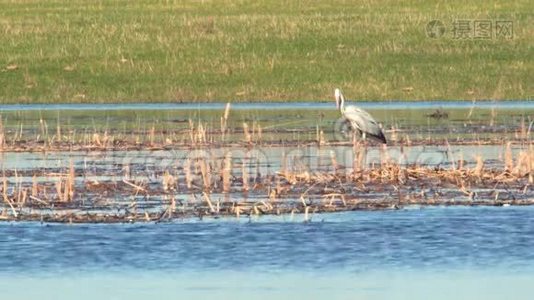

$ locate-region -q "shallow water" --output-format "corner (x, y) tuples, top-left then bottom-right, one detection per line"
(1, 207), (534, 299)
(1, 101), (533, 111)
(0, 144), (524, 172)
(1, 102), (532, 299)
(0, 101), (531, 137)
(2, 269), (533, 300)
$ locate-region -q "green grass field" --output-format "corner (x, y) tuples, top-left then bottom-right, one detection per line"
(0, 0), (532, 103)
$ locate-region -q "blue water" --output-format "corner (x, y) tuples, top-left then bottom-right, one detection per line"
(2, 206), (534, 273)
(1, 206), (534, 299)
(0, 100), (533, 111)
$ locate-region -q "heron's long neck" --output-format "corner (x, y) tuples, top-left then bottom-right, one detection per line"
(339, 95), (345, 114)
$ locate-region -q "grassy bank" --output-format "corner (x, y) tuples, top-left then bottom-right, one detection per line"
(0, 0), (532, 103)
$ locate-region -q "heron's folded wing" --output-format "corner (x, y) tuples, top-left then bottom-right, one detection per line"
(343, 106), (386, 143)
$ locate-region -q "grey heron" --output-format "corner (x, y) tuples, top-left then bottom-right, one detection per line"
(334, 88), (387, 144)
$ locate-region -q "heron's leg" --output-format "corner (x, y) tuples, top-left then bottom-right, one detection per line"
(352, 131), (367, 171)
(360, 130), (369, 147)
(352, 130), (367, 153)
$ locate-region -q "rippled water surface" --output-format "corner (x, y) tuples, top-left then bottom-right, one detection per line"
(2, 206), (534, 299)
(1, 101), (533, 299)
